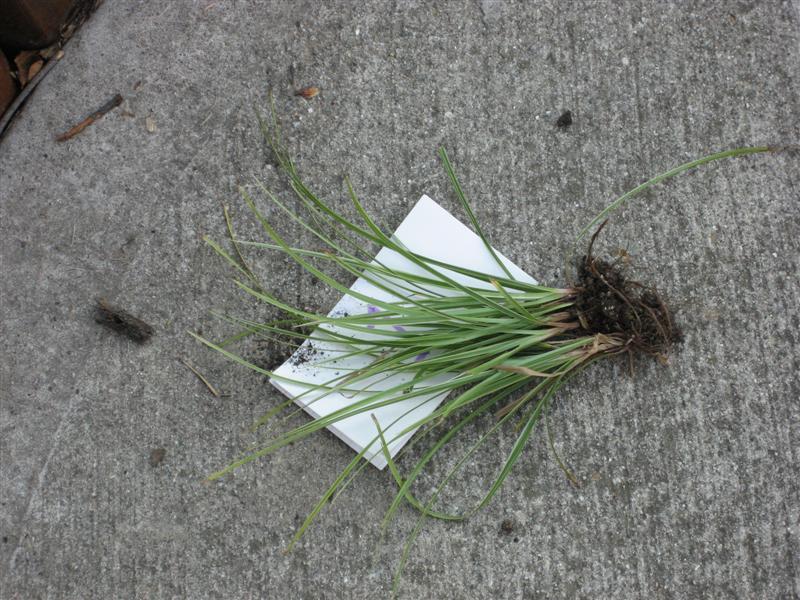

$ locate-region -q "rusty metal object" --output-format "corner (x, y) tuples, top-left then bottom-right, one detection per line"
(0, 0), (77, 49)
(0, 52), (17, 115)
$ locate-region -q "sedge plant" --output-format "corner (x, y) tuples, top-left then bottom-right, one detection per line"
(194, 111), (778, 593)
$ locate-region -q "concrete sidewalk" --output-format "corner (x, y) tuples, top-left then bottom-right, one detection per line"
(1, 2), (798, 598)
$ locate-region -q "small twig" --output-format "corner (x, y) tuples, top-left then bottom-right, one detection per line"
(179, 357), (221, 397)
(55, 93), (123, 142)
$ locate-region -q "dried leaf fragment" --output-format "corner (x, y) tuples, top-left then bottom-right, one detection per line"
(294, 86), (319, 99)
(39, 44), (58, 60)
(145, 116), (157, 132)
(27, 60), (43, 81)
(494, 364), (558, 378)
(14, 50), (40, 87)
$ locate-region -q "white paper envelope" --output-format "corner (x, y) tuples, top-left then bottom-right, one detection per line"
(270, 195), (537, 468)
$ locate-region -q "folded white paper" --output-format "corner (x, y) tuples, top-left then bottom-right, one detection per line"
(270, 195), (537, 468)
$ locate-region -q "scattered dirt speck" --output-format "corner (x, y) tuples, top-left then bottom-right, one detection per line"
(289, 343), (320, 366)
(149, 448), (166, 467)
(556, 110), (573, 128)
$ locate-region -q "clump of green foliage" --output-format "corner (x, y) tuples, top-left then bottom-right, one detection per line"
(195, 110), (774, 593)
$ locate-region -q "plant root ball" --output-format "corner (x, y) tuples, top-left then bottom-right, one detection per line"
(571, 255), (682, 358)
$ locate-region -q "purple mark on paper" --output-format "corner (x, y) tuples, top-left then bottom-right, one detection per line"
(393, 325), (406, 332)
(414, 351), (430, 362)
(367, 305), (378, 329)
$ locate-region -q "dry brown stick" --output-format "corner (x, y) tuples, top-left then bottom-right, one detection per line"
(179, 357), (221, 397)
(55, 93), (123, 142)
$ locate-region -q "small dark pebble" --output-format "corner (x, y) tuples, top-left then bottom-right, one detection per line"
(556, 110), (573, 128)
(149, 448), (166, 467)
(500, 518), (514, 534)
(2, 536), (7, 543)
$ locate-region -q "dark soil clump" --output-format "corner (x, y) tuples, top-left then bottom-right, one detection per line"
(571, 254), (681, 357)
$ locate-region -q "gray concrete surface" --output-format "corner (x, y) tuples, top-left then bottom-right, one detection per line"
(1, 1), (799, 598)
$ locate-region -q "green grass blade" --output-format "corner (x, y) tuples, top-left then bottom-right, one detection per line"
(439, 147), (514, 279)
(575, 146), (773, 244)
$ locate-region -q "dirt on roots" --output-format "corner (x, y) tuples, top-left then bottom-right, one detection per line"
(570, 253), (682, 359)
